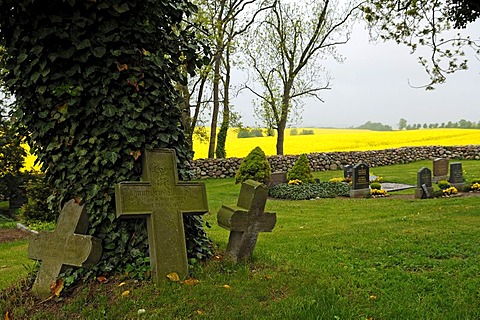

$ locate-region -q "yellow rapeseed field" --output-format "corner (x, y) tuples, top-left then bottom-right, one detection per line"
(192, 128), (480, 159)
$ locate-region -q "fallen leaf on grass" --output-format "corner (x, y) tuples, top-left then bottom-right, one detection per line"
(121, 290), (130, 297)
(118, 281), (126, 287)
(264, 275), (273, 280)
(137, 309), (146, 315)
(182, 278), (200, 286)
(1, 265), (7, 269)
(222, 284), (231, 289)
(195, 310), (204, 315)
(213, 255), (222, 261)
(166, 272), (180, 282)
(96, 276), (109, 284)
(50, 279), (64, 297)
(369, 295), (377, 301)
(4, 310), (10, 320)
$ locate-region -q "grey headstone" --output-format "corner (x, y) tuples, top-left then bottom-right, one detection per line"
(266, 171), (287, 188)
(217, 180), (276, 262)
(115, 149), (208, 284)
(433, 158), (449, 182)
(28, 200), (102, 298)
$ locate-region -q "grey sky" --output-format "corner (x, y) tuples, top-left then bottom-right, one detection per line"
(233, 18), (480, 129)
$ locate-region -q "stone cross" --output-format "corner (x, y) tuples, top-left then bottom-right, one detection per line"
(28, 199), (102, 298)
(115, 149), (208, 284)
(217, 180), (276, 261)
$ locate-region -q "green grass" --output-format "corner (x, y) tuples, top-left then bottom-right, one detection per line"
(0, 240), (34, 291)
(2, 160), (480, 319)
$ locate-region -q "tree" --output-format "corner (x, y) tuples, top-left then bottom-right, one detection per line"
(235, 146), (271, 184)
(194, 0), (276, 159)
(398, 118), (408, 130)
(244, 0), (361, 155)
(363, 0), (480, 89)
(0, 0), (211, 282)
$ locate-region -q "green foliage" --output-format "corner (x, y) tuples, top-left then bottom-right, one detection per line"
(0, 0), (211, 282)
(470, 178), (480, 184)
(236, 128), (264, 138)
(370, 182), (382, 190)
(235, 146), (271, 184)
(215, 125), (227, 158)
(269, 182), (350, 200)
(356, 121), (393, 131)
(290, 128), (298, 136)
(438, 180), (451, 190)
(287, 154), (314, 183)
(299, 129), (314, 135)
(20, 174), (57, 223)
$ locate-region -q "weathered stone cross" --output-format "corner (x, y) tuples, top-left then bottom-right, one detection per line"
(28, 199), (102, 298)
(115, 149), (208, 284)
(217, 180), (276, 261)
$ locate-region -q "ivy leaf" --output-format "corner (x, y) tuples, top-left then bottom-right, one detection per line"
(92, 47), (106, 58)
(17, 53), (28, 63)
(113, 3), (129, 13)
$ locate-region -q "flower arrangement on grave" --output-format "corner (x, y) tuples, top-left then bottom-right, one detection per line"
(442, 186), (458, 196)
(470, 182), (480, 192)
(370, 173), (383, 183)
(369, 182), (388, 197)
(288, 179), (302, 185)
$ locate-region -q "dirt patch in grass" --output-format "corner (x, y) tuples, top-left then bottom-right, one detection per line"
(0, 228), (33, 244)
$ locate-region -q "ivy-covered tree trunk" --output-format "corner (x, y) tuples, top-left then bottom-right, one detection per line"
(0, 0), (211, 280)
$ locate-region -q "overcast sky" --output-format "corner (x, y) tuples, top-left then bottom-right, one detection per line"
(233, 18), (480, 129)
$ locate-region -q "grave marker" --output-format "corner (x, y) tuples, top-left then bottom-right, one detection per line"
(267, 171), (287, 188)
(217, 180), (276, 261)
(415, 167), (433, 199)
(433, 158), (449, 182)
(28, 199), (102, 298)
(115, 149), (208, 284)
(350, 163), (370, 198)
(343, 165), (353, 179)
(449, 162), (465, 190)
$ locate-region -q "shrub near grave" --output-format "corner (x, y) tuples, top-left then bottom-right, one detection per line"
(235, 147), (271, 184)
(287, 154), (314, 184)
(269, 181), (350, 200)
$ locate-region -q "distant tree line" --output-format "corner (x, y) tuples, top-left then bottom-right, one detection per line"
(355, 121), (393, 131)
(398, 118), (480, 130)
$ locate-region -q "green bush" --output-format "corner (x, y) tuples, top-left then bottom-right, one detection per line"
(438, 180), (451, 190)
(287, 154), (314, 183)
(300, 129), (315, 135)
(20, 174), (57, 223)
(237, 129), (252, 138)
(370, 182), (382, 190)
(290, 128), (298, 135)
(269, 182), (350, 200)
(236, 128), (264, 138)
(235, 147), (271, 184)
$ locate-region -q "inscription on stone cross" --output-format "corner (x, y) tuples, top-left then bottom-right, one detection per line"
(28, 199), (102, 298)
(217, 180), (276, 262)
(115, 149), (208, 284)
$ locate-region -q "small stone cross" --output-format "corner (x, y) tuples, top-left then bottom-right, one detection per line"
(28, 199), (102, 298)
(217, 180), (276, 261)
(115, 149), (208, 284)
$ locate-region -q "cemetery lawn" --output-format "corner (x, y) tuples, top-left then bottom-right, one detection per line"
(2, 160), (480, 319)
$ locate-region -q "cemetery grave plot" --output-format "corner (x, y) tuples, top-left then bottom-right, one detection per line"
(0, 228), (32, 244)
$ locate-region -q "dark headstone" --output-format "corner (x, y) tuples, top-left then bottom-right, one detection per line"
(415, 167), (433, 199)
(266, 171), (287, 188)
(217, 180), (276, 262)
(343, 165), (353, 179)
(433, 158), (449, 182)
(449, 162), (465, 189)
(28, 199), (102, 298)
(115, 149), (208, 284)
(350, 163), (370, 198)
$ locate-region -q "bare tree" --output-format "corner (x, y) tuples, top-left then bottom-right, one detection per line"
(244, 0), (361, 155)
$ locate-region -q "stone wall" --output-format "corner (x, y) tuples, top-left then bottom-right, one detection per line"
(190, 145), (480, 179)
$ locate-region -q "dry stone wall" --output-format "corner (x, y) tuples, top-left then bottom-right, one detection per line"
(190, 145), (480, 179)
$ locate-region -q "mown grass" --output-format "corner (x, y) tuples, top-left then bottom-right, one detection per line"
(2, 160), (480, 319)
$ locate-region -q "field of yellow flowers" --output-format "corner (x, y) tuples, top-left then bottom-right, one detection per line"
(193, 128), (480, 159)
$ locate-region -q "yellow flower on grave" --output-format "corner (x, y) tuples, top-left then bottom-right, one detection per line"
(288, 179), (302, 185)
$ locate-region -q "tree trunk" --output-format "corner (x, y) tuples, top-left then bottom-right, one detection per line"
(276, 120), (286, 155)
(215, 47), (231, 159)
(208, 51), (222, 158)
